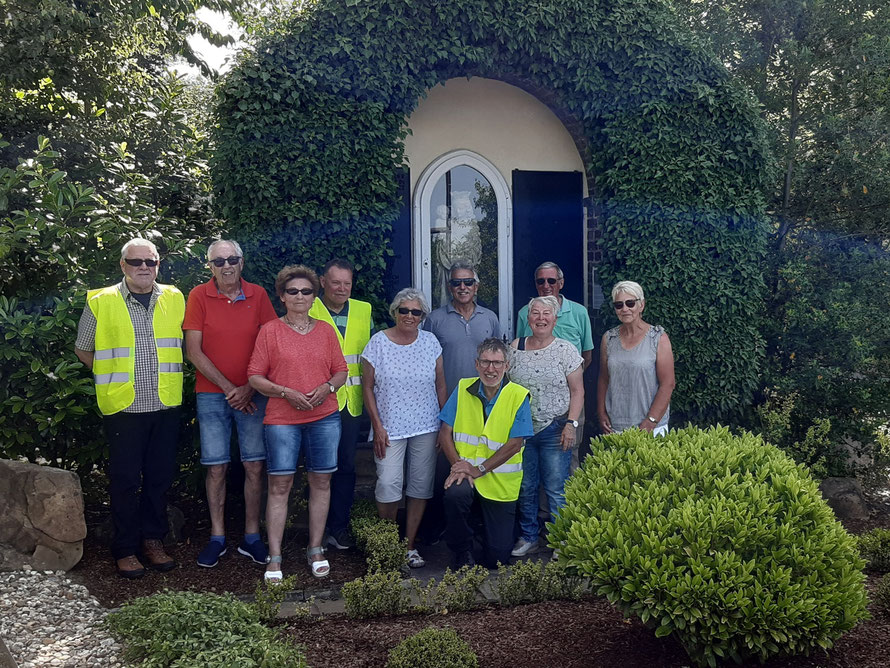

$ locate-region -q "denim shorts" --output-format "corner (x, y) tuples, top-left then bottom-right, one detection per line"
(265, 411), (341, 475)
(197, 392), (268, 466)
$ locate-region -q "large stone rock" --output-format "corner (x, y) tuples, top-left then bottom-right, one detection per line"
(819, 477), (870, 520)
(0, 459), (87, 571)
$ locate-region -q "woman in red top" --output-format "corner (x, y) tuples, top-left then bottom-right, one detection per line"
(248, 265), (347, 581)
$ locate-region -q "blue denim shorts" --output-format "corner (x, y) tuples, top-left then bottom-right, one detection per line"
(265, 411), (341, 475)
(197, 392), (268, 466)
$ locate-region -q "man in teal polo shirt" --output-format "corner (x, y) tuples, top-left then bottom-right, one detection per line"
(515, 261), (593, 369)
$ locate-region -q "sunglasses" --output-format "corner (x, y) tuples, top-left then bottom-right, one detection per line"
(536, 277), (558, 285)
(123, 258), (158, 267)
(397, 307), (424, 317)
(210, 256), (242, 267)
(285, 287), (315, 296)
(449, 278), (476, 287)
(613, 299), (639, 310)
(477, 359), (506, 368)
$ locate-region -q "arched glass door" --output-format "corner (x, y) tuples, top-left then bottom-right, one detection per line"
(413, 151), (513, 335)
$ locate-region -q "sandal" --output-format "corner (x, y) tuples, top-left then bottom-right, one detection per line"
(406, 548), (425, 569)
(264, 555), (283, 583)
(307, 546), (330, 578)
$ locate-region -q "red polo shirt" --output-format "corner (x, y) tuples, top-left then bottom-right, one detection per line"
(183, 278), (278, 393)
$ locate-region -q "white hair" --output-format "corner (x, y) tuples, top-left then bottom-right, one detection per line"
(611, 281), (645, 302)
(449, 259), (480, 283)
(535, 261), (563, 281)
(389, 287), (431, 320)
(120, 238), (159, 259)
(207, 239), (244, 260)
(527, 295), (560, 317)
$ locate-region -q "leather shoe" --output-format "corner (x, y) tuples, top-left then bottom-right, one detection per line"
(452, 550), (475, 570)
(116, 555), (146, 579)
(141, 539), (177, 572)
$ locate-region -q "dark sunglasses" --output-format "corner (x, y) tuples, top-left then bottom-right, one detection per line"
(536, 277), (558, 285)
(210, 256), (242, 267)
(285, 287), (315, 296)
(397, 307), (424, 317)
(449, 278), (476, 287)
(124, 258), (158, 267)
(613, 299), (639, 310)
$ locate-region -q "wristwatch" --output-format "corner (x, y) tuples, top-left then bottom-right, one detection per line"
(280, 387), (288, 398)
(476, 463), (486, 476)
(568, 419), (579, 428)
(647, 416), (657, 423)
(327, 382), (336, 394)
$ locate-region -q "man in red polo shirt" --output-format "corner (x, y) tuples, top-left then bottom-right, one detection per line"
(183, 239), (277, 568)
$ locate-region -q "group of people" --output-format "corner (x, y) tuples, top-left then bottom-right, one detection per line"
(75, 237), (675, 581)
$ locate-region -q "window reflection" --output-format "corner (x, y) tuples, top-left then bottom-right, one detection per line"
(430, 166), (499, 314)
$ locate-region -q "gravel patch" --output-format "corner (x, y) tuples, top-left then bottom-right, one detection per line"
(0, 567), (124, 668)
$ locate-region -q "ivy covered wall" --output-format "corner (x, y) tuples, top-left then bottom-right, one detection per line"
(212, 0), (772, 422)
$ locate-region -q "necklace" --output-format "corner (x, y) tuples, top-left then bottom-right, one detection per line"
(284, 315), (312, 333)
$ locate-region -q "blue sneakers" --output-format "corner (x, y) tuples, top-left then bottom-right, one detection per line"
(237, 538), (268, 564)
(197, 540), (227, 568)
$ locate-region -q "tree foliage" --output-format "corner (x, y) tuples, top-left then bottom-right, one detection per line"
(214, 0), (772, 422)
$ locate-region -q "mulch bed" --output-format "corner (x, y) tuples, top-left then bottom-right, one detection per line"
(69, 489), (890, 666)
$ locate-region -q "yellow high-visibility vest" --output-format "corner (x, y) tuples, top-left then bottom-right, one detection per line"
(87, 284), (184, 415)
(308, 297), (372, 416)
(453, 378), (529, 502)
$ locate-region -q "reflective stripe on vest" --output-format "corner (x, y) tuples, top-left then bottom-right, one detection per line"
(308, 297), (372, 416)
(452, 378), (530, 502)
(87, 283), (185, 415)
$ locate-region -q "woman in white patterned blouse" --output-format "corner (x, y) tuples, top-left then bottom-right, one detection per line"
(507, 295), (584, 557)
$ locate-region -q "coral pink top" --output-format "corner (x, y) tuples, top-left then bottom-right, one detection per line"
(247, 318), (347, 425)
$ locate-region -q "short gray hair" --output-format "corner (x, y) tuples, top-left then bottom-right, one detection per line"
(477, 337), (509, 360)
(534, 261), (563, 281)
(389, 287), (431, 321)
(449, 259), (479, 283)
(527, 295), (560, 316)
(611, 280), (645, 302)
(120, 238), (159, 259)
(207, 239), (244, 260)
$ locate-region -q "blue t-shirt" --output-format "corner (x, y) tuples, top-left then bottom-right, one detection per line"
(438, 379), (534, 439)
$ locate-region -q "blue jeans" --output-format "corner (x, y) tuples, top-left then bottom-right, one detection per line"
(517, 418), (572, 543)
(197, 392), (268, 466)
(265, 411), (341, 475)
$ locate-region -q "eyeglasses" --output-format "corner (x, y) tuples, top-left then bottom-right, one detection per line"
(477, 359), (506, 368)
(397, 307), (424, 316)
(536, 277), (558, 285)
(124, 258), (158, 267)
(285, 287), (314, 296)
(449, 278), (476, 287)
(209, 256), (242, 267)
(613, 299), (639, 310)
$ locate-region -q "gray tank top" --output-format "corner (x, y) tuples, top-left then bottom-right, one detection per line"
(604, 325), (669, 432)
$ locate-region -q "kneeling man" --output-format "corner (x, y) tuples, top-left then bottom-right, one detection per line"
(438, 338), (533, 569)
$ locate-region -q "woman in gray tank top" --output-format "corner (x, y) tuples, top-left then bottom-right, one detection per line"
(596, 281), (675, 436)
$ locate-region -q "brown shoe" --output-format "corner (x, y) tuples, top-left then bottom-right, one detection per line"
(141, 539), (177, 572)
(116, 555), (146, 579)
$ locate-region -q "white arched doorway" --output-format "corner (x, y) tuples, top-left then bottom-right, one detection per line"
(412, 149), (514, 335)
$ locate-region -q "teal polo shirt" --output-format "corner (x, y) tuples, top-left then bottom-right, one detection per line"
(515, 296), (593, 354)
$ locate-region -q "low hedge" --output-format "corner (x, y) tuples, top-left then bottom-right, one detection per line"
(550, 426), (869, 667)
(386, 628), (478, 668)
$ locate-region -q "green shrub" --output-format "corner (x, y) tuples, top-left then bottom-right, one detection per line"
(252, 575), (298, 623)
(342, 570), (409, 619)
(105, 590), (306, 667)
(494, 559), (586, 607)
(411, 565), (488, 614)
(858, 529), (890, 573)
(350, 510), (407, 573)
(874, 574), (890, 614)
(550, 426), (869, 667)
(385, 628), (478, 668)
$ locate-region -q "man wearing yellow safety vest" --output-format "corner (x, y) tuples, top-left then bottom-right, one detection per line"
(75, 238), (185, 579)
(308, 258), (374, 551)
(438, 338), (534, 569)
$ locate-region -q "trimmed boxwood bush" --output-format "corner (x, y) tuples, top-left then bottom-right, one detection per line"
(386, 628), (478, 668)
(549, 426), (868, 667)
(858, 528), (890, 573)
